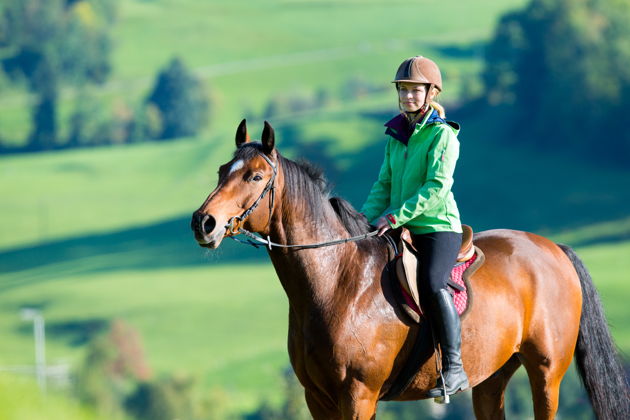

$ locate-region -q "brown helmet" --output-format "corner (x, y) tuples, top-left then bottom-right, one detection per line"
(392, 56), (442, 91)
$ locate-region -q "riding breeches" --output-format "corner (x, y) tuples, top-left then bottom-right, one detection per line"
(411, 231), (463, 298)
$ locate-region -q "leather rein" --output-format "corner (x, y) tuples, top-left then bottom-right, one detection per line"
(224, 152), (381, 251)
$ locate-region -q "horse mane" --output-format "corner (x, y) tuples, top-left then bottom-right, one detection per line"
(234, 144), (376, 238)
(280, 155), (379, 239)
(328, 196), (373, 236)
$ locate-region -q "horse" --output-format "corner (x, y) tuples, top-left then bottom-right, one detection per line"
(191, 120), (629, 419)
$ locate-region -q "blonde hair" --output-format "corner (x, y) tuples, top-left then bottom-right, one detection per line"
(431, 101), (446, 119)
(429, 86), (446, 118)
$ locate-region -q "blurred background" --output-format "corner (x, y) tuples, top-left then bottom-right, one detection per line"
(1, 0), (629, 419)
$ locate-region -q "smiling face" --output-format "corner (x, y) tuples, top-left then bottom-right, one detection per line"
(397, 82), (428, 113)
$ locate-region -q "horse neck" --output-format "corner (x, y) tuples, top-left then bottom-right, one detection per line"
(266, 173), (362, 316)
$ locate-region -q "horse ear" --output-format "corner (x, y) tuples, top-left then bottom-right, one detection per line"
(261, 121), (275, 155)
(235, 119), (250, 147)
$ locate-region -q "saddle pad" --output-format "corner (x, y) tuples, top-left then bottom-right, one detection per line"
(450, 253), (477, 314)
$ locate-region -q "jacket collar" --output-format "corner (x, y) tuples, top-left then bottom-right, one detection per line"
(384, 109), (447, 145)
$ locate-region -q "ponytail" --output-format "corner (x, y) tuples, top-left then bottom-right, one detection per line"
(430, 86), (446, 118)
(431, 101), (446, 119)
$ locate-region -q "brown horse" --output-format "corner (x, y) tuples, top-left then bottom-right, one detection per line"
(191, 120), (629, 419)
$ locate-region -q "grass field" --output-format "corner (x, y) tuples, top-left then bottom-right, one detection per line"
(0, 375), (110, 420)
(1, 0), (629, 417)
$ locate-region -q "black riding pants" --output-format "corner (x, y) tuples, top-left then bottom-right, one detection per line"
(411, 231), (463, 299)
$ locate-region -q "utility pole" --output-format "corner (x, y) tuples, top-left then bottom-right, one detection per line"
(21, 308), (47, 393)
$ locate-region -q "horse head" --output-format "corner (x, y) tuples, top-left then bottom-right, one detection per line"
(191, 119), (279, 248)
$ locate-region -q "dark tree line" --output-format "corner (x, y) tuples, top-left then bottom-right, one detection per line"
(0, 0), (209, 153)
(482, 0), (630, 164)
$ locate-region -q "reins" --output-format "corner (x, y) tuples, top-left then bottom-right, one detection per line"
(231, 226), (382, 251)
(224, 151), (386, 251)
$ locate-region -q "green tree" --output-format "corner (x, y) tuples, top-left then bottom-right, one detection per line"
(125, 374), (224, 420)
(145, 57), (209, 140)
(0, 0), (115, 150)
(482, 0), (630, 163)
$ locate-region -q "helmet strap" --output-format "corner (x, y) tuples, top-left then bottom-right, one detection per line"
(421, 83), (435, 113)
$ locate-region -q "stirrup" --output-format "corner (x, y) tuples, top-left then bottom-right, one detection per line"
(433, 370), (450, 404)
(434, 395), (450, 404)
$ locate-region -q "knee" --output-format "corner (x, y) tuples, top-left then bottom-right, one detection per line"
(420, 270), (449, 296)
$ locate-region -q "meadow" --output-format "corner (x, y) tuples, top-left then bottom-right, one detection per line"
(1, 0), (629, 417)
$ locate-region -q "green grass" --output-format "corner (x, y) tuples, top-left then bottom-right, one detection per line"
(0, 137), (231, 250)
(0, 374), (110, 420)
(571, 241), (630, 353)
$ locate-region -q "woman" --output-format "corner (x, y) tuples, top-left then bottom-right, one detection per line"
(360, 56), (468, 398)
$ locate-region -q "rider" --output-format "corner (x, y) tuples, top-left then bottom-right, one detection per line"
(360, 56), (468, 398)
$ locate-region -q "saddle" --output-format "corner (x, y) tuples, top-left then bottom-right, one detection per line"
(392, 224), (485, 323)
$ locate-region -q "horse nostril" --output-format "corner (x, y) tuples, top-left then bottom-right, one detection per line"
(201, 214), (216, 235)
(191, 211), (204, 232)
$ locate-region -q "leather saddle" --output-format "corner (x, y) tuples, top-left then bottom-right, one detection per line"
(391, 224), (483, 322)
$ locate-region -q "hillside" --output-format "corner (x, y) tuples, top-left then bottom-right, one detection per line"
(1, 0), (628, 417)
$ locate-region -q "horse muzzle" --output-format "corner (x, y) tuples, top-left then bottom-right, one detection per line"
(191, 211), (226, 248)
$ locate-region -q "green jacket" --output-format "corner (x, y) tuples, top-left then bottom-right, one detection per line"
(360, 109), (462, 234)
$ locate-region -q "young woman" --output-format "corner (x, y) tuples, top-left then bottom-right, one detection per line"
(360, 56), (468, 398)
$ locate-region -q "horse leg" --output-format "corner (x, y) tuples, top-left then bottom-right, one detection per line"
(472, 355), (522, 420)
(338, 382), (379, 420)
(305, 389), (342, 420)
(304, 389), (341, 420)
(519, 347), (572, 420)
(305, 386), (378, 420)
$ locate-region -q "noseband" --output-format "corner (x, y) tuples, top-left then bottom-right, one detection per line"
(225, 152), (277, 236)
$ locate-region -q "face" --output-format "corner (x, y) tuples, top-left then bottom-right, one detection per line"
(191, 153), (275, 248)
(397, 82), (427, 113)
(191, 120), (277, 249)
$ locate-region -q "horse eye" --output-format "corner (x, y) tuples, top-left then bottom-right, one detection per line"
(252, 174), (263, 182)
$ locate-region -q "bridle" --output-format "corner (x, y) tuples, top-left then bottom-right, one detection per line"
(224, 152), (277, 236)
(222, 152), (384, 251)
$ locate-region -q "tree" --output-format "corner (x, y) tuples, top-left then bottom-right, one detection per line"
(145, 57), (209, 140)
(0, 0), (115, 150)
(75, 319), (151, 418)
(125, 374), (224, 420)
(482, 0), (630, 163)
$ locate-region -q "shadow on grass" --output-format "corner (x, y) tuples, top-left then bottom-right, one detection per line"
(0, 216), (266, 289)
(15, 317), (109, 347)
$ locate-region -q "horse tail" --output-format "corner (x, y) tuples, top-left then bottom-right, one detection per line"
(557, 243), (630, 420)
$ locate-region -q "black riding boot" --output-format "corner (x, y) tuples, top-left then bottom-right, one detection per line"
(425, 288), (469, 398)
